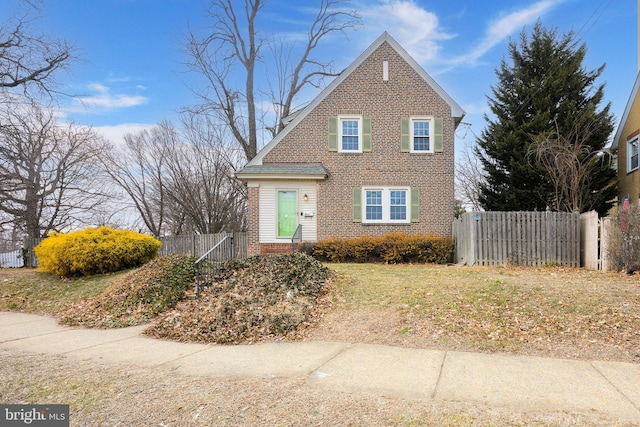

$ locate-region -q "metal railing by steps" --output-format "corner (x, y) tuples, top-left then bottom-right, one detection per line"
(194, 235), (235, 298)
(291, 224), (302, 251)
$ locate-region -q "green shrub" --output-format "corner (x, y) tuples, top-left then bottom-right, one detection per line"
(59, 254), (197, 327)
(308, 232), (454, 264)
(35, 226), (161, 276)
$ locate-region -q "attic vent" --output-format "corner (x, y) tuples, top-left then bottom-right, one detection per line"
(383, 60), (389, 81)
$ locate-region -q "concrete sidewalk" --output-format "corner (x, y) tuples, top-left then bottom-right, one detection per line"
(1, 311), (639, 423)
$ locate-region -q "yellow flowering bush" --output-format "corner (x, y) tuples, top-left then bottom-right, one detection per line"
(35, 226), (161, 276)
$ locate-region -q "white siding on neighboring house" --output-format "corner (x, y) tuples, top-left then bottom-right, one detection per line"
(258, 181), (318, 243)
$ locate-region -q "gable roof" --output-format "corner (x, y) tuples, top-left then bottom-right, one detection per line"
(245, 31), (465, 167)
(611, 70), (640, 150)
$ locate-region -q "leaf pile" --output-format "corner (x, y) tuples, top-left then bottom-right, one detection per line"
(59, 254), (197, 328)
(144, 252), (332, 344)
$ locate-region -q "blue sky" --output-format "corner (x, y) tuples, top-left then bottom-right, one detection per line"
(2, 0), (637, 157)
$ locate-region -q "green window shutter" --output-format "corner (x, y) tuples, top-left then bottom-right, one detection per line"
(328, 116), (337, 151)
(352, 188), (362, 223)
(410, 188), (420, 223)
(434, 117), (443, 153)
(362, 118), (371, 152)
(401, 118), (410, 152)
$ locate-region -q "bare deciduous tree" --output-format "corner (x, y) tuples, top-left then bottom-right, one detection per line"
(265, 0), (360, 137)
(102, 117), (246, 236)
(0, 2), (74, 97)
(100, 124), (172, 237)
(172, 112), (246, 234)
(455, 147), (485, 212)
(606, 204), (640, 273)
(184, 0), (360, 161)
(528, 122), (616, 213)
(0, 101), (109, 241)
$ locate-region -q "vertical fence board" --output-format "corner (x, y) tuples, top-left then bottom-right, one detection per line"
(453, 211), (582, 267)
(8, 232), (248, 269)
(158, 232), (248, 259)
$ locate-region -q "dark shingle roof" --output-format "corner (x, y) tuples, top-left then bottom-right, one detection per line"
(235, 163), (328, 180)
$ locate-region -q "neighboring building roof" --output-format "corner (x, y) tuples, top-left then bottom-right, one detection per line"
(243, 31), (465, 168)
(235, 163), (328, 181)
(281, 109), (303, 126)
(612, 70), (640, 150)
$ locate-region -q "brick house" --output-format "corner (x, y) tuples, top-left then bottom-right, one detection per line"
(236, 32), (465, 256)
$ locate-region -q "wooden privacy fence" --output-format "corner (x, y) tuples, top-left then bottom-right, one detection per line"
(10, 232), (248, 268)
(0, 249), (26, 268)
(453, 211), (581, 267)
(159, 232), (247, 259)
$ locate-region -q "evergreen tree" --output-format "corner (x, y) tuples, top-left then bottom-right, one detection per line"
(475, 21), (617, 215)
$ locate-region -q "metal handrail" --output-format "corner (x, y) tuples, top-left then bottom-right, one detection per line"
(196, 236), (229, 264)
(194, 235), (234, 298)
(291, 224), (302, 251)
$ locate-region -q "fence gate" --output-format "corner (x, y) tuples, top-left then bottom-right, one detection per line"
(580, 211), (599, 270)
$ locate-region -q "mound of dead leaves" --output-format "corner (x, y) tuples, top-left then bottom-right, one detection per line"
(59, 254), (197, 328)
(144, 252), (332, 344)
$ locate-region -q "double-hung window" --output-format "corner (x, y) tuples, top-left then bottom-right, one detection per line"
(411, 118), (432, 152)
(339, 116), (362, 152)
(628, 137), (639, 173)
(389, 190), (407, 221)
(365, 190), (383, 220)
(363, 187), (409, 223)
(401, 116), (442, 153)
(329, 116), (370, 152)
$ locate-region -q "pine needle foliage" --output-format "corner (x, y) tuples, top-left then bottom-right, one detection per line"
(475, 21), (617, 215)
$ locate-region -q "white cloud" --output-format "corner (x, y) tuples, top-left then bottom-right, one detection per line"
(74, 83), (148, 109)
(360, 0), (453, 63)
(94, 123), (155, 145)
(357, 0), (564, 73)
(450, 0), (564, 66)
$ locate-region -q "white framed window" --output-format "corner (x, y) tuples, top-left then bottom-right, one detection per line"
(338, 115), (362, 152)
(410, 117), (434, 153)
(628, 137), (639, 173)
(363, 187), (410, 223)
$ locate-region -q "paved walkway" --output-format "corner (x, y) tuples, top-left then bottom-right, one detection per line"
(1, 311), (639, 424)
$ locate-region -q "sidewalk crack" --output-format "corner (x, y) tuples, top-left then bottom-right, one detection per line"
(431, 351), (448, 400)
(591, 361), (640, 414)
(306, 342), (357, 377)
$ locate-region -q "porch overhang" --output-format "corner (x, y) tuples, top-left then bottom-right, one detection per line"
(235, 163), (329, 181)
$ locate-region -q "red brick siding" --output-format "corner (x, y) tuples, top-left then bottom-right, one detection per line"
(263, 41), (456, 240)
(260, 243), (293, 254)
(247, 185), (260, 256)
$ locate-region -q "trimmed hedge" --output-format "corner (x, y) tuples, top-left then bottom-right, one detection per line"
(301, 232), (454, 264)
(35, 226), (162, 276)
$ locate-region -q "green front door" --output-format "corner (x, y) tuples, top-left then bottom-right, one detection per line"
(278, 190), (297, 237)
